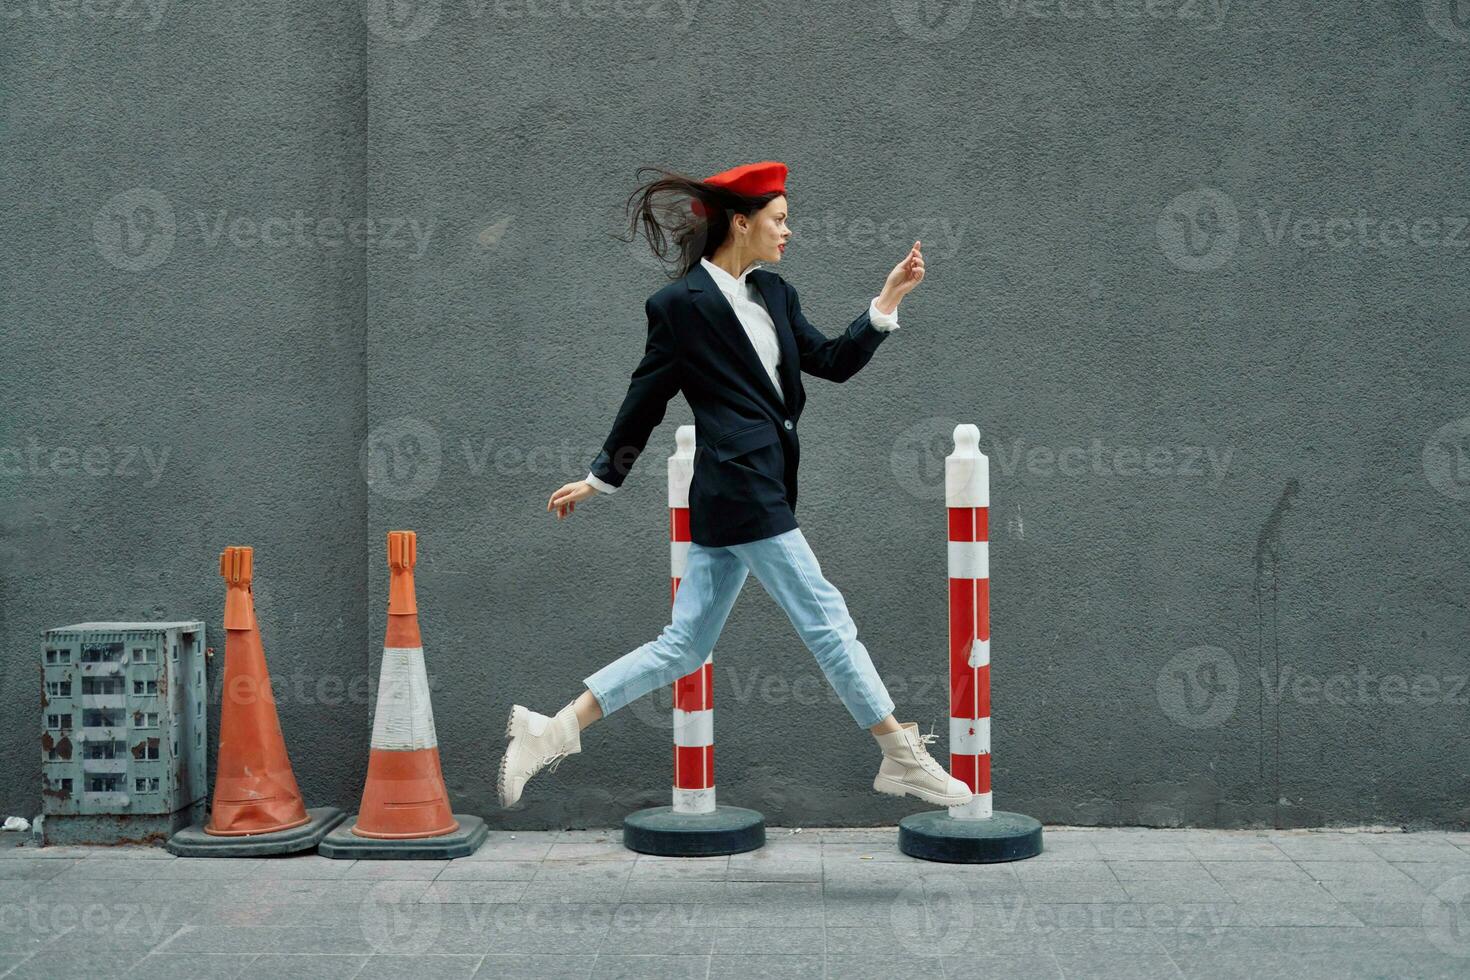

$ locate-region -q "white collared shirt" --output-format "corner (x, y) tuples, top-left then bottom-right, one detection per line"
(585, 259), (899, 494)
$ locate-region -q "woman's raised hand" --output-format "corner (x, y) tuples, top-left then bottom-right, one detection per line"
(880, 240), (926, 308)
(548, 480), (597, 520)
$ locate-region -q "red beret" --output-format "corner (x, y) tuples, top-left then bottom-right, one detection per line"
(691, 160), (788, 218)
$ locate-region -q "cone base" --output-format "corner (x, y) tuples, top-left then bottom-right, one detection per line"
(349, 816), (459, 840)
(623, 805), (765, 857)
(318, 813), (487, 860)
(203, 809), (312, 837)
(897, 809), (1043, 863)
(168, 807), (346, 857)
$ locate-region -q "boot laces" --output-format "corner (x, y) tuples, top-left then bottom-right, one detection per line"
(521, 716), (574, 778)
(913, 723), (946, 776)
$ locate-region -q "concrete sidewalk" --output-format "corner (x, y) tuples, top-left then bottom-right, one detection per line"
(1, 826), (1467, 978)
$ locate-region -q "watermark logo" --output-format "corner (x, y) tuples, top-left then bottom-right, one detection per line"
(94, 188), (176, 272)
(0, 439), (170, 486)
(364, 0), (442, 43)
(4, 0), (171, 30)
(892, 0), (975, 40)
(1158, 647), (1469, 728)
(889, 878), (975, 956)
(94, 188), (434, 269)
(477, 214), (514, 248)
(890, 416), (961, 500)
(1157, 188), (1239, 272)
(463, 0), (700, 32)
(363, 417), (444, 500)
(995, 0), (1229, 29)
(628, 675), (677, 733)
(1160, 188), (1467, 270)
(1156, 645), (1238, 729)
(0, 899), (175, 941)
(1423, 417), (1470, 502)
(994, 896), (1238, 937)
(890, 421), (1235, 498)
(1425, 0), (1470, 44)
(788, 212), (967, 260)
(1422, 873), (1470, 958)
(358, 881), (441, 953)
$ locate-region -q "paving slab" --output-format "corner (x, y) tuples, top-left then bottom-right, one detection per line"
(4, 826), (1467, 979)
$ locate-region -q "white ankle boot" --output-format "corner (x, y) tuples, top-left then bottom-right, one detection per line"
(872, 722), (974, 807)
(498, 704), (581, 808)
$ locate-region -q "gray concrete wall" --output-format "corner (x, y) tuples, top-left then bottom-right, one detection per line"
(3, 1), (1467, 830)
(1, 6), (371, 823)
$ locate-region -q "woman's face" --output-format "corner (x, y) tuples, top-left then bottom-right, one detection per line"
(738, 195), (790, 263)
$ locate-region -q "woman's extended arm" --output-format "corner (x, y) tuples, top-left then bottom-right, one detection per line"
(550, 297), (679, 518)
(790, 240), (925, 383)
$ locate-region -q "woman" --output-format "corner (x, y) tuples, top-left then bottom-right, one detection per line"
(499, 160), (972, 811)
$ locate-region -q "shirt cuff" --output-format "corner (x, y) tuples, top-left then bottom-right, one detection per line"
(584, 471), (617, 494)
(868, 297), (900, 332)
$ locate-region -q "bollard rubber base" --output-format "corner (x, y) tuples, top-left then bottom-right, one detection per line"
(898, 810), (1043, 863)
(317, 813), (487, 860)
(623, 805), (765, 857)
(166, 806), (347, 857)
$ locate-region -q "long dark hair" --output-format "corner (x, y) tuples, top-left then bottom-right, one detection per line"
(617, 165), (786, 280)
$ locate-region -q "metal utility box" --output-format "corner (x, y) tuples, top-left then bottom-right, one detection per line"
(40, 621), (208, 845)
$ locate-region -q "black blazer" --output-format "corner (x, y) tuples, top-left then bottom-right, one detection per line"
(588, 260), (893, 547)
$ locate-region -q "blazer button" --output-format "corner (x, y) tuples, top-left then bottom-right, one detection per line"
(783, 419), (793, 430)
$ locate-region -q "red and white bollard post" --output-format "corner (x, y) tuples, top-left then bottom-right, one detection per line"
(622, 425), (765, 856)
(669, 426), (715, 814)
(947, 424), (992, 820)
(898, 424), (1043, 863)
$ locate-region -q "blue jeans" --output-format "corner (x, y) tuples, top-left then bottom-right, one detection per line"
(584, 527), (896, 729)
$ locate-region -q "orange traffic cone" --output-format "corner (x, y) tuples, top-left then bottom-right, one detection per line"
(320, 531), (486, 858)
(205, 546), (311, 836)
(352, 531), (457, 838)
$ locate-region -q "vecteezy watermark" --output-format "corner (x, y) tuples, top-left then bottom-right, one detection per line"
(1156, 189), (1240, 272)
(359, 881), (441, 954)
(891, 0), (976, 40)
(891, 0), (1228, 40)
(362, 0), (442, 43)
(362, 0), (703, 43)
(0, 439), (170, 487)
(995, 0), (1229, 28)
(622, 209), (960, 277)
(363, 417), (445, 501)
(93, 188), (435, 271)
(1423, 416), (1470, 502)
(1, 0), (172, 30)
(467, 0), (701, 30)
(787, 212), (967, 259)
(205, 665), (444, 709)
(1157, 645), (1239, 730)
(1424, 0), (1470, 44)
(1158, 188), (1469, 271)
(994, 895), (1239, 940)
(628, 662), (949, 732)
(362, 898), (700, 950)
(0, 898), (176, 941)
(890, 878), (974, 957)
(1158, 647), (1470, 728)
(362, 416), (636, 501)
(890, 418), (1233, 500)
(994, 437), (1232, 485)
(93, 188), (175, 273)
(1423, 873), (1470, 958)
(1265, 667), (1470, 708)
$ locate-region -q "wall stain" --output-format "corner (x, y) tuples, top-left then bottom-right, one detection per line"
(1253, 479), (1297, 828)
